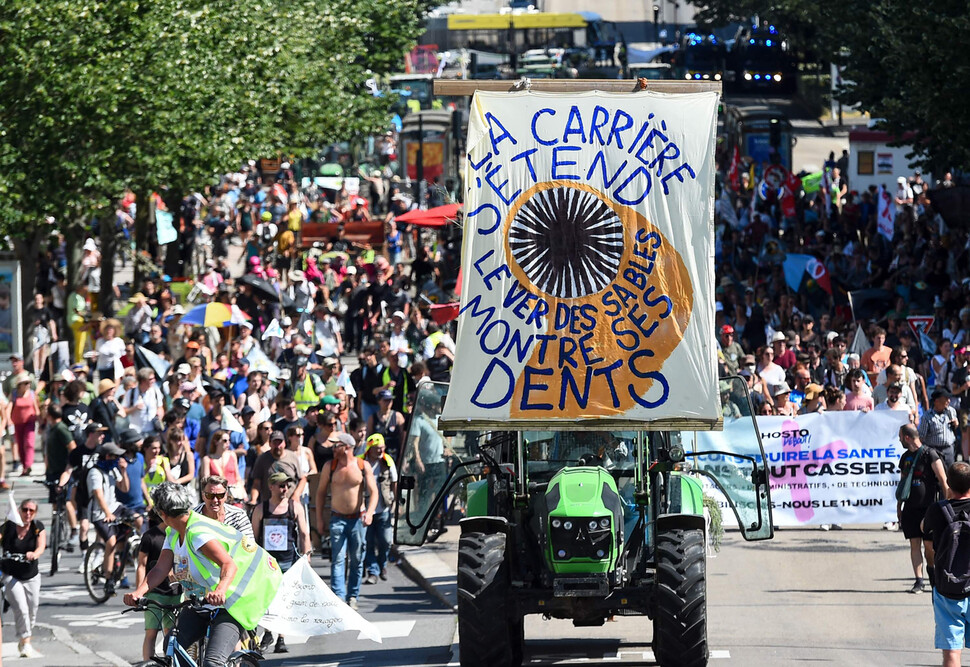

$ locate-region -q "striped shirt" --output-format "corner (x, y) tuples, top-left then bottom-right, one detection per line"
(191, 502), (254, 541)
(918, 407), (958, 454)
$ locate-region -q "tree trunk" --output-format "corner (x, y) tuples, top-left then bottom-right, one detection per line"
(133, 190), (152, 288)
(12, 230), (46, 353)
(100, 209), (117, 317)
(62, 221), (85, 292)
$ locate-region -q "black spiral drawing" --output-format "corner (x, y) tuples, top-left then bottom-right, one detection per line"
(509, 186), (624, 299)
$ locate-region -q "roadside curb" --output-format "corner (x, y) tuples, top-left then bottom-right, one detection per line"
(392, 544), (458, 612)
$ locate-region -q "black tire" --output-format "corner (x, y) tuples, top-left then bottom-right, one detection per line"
(653, 527), (708, 667)
(457, 531), (520, 667)
(83, 543), (110, 604)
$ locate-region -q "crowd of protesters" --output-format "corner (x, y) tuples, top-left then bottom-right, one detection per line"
(0, 158), (459, 656)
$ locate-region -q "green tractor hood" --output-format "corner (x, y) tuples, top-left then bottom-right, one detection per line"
(542, 467), (624, 574)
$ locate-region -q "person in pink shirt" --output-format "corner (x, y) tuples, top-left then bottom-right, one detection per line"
(844, 368), (875, 412)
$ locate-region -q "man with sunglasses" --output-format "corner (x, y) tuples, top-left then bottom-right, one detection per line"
(192, 475), (254, 540)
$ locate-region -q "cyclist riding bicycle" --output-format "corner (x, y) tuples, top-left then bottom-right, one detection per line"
(124, 482), (282, 667)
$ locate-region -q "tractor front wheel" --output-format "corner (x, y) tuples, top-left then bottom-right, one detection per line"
(457, 531), (521, 666)
(653, 527), (708, 667)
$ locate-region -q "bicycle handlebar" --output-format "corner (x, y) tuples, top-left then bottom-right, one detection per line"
(2, 552), (29, 563)
(122, 596), (205, 614)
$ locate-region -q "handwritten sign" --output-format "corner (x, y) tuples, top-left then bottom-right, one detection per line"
(441, 91), (720, 426)
(260, 557), (382, 643)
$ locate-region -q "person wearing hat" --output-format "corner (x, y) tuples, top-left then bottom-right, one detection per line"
(88, 440), (130, 594)
(250, 470), (310, 654)
(95, 318), (126, 382)
(801, 383), (827, 414)
(770, 330), (796, 370)
(360, 433), (397, 585)
(8, 373), (39, 477)
(920, 389), (961, 467)
(315, 431), (377, 610)
(124, 292), (153, 346)
(718, 324), (745, 376)
(770, 381), (797, 417)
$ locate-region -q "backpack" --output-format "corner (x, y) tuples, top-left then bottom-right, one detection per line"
(934, 501), (970, 599)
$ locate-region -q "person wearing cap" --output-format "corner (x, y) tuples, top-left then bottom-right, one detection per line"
(62, 423), (110, 551)
(315, 431), (377, 610)
(88, 440), (130, 594)
(250, 470), (310, 654)
(718, 324), (745, 376)
(360, 432), (397, 586)
(388, 310), (411, 368)
(249, 429), (306, 505)
(770, 330), (796, 370)
(920, 389), (960, 468)
(894, 174), (914, 214)
(368, 389), (406, 462)
(228, 358), (251, 402)
(801, 383), (827, 414)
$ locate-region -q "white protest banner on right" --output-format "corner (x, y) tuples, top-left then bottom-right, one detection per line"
(698, 411), (908, 527)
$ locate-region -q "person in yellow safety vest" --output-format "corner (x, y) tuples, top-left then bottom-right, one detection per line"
(124, 482), (282, 667)
(292, 363), (325, 415)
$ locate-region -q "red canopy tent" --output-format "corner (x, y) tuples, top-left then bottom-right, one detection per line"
(395, 203), (462, 228)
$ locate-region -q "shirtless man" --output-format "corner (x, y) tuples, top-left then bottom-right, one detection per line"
(315, 432), (377, 609)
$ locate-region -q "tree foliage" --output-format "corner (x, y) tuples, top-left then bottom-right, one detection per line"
(0, 0), (434, 290)
(689, 0), (970, 171)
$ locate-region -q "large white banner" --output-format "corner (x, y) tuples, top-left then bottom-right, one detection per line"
(699, 411), (908, 527)
(442, 91), (720, 426)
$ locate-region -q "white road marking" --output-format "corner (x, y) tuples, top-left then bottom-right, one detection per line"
(50, 609), (143, 630)
(370, 620), (416, 638)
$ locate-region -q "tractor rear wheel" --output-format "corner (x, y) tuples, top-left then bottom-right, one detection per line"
(653, 527), (708, 667)
(457, 531), (520, 666)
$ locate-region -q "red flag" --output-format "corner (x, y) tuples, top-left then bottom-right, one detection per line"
(727, 145), (741, 190)
(806, 257), (832, 294)
(780, 187), (796, 218)
(430, 302), (460, 325)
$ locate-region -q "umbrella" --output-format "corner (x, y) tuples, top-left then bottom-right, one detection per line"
(180, 303), (250, 327)
(237, 274), (296, 309)
(394, 203), (462, 228)
(135, 345), (171, 381)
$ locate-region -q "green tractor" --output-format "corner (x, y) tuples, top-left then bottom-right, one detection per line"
(395, 376), (773, 667)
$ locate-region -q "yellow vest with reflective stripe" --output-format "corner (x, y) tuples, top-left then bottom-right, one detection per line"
(172, 511), (283, 630)
(293, 374), (320, 414)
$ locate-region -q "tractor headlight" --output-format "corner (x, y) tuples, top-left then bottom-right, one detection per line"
(714, 73), (722, 81)
(599, 518), (610, 529)
(773, 73), (782, 82)
(563, 521), (573, 531)
(551, 518), (561, 528)
(684, 73), (692, 80)
(744, 72), (753, 81)
(588, 520), (599, 531)
(557, 549), (568, 559)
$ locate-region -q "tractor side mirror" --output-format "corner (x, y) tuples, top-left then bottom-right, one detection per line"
(399, 475), (416, 491)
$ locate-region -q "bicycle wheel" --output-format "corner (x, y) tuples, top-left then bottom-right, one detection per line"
(49, 510), (61, 576)
(84, 543), (110, 604)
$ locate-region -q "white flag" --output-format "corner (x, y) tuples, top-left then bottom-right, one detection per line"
(262, 318), (284, 340)
(6, 491), (23, 527)
(260, 557), (382, 643)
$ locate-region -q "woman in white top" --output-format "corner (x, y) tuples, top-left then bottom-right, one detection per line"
(95, 319), (126, 381)
(932, 339), (954, 391)
(755, 345), (786, 400)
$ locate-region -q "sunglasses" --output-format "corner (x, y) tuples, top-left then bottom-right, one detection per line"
(20, 507), (36, 514)
(204, 492), (227, 500)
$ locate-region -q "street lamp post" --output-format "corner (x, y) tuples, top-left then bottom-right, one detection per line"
(653, 4), (660, 44)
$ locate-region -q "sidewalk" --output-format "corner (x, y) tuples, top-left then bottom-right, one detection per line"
(393, 527), (459, 612)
